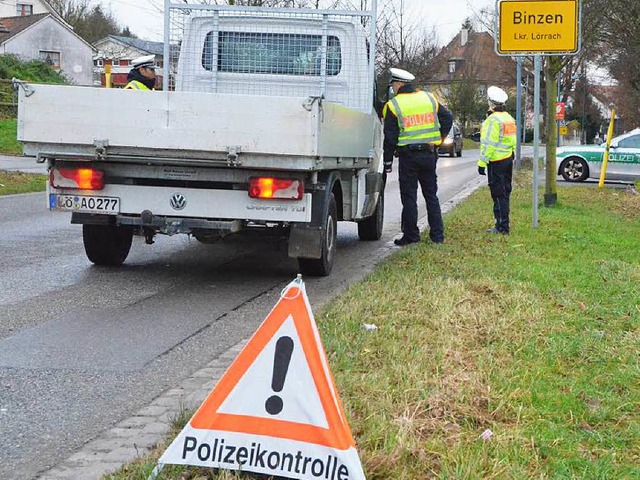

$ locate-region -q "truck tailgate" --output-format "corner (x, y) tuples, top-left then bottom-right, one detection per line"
(17, 84), (377, 162)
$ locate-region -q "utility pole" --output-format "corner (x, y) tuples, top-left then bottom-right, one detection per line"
(581, 62), (587, 144)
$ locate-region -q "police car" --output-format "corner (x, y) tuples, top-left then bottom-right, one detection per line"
(556, 128), (640, 182)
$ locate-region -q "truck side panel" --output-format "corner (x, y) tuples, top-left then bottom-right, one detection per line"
(18, 85), (378, 163)
(18, 85), (317, 157)
(316, 101), (380, 160)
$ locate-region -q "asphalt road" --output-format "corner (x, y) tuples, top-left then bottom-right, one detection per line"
(0, 152), (482, 479)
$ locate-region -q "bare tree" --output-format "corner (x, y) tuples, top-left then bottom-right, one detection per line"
(599, 0), (640, 127)
(375, 0), (439, 79)
(442, 67), (486, 135)
(49, 0), (133, 43)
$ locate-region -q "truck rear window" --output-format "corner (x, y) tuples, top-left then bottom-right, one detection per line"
(202, 31), (341, 76)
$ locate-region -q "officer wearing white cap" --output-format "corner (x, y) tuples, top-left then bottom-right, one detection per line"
(389, 67), (415, 83)
(383, 67), (453, 246)
(477, 86), (516, 234)
(124, 54), (157, 90)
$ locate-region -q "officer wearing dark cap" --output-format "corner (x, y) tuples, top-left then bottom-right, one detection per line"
(124, 55), (157, 90)
(383, 68), (453, 245)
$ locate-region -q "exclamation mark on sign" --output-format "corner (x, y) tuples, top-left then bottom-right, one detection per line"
(265, 336), (294, 415)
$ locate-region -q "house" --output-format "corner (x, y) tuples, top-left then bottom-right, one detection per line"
(424, 28), (539, 134)
(0, 13), (95, 85)
(589, 85), (625, 137)
(425, 28), (520, 98)
(93, 35), (165, 88)
(0, 0), (62, 20)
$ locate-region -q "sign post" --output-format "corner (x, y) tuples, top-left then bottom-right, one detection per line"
(495, 0), (582, 229)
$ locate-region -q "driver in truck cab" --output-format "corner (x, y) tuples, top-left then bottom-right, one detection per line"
(124, 55), (157, 90)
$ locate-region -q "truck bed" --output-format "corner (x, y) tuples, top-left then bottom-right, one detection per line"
(17, 84), (379, 170)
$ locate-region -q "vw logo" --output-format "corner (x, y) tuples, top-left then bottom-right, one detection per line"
(169, 193), (187, 210)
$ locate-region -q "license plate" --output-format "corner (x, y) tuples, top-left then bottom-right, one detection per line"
(50, 194), (120, 215)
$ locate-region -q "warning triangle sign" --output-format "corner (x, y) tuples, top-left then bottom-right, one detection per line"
(158, 277), (366, 479)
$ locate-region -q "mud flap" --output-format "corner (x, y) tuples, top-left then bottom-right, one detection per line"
(288, 171), (339, 260)
(288, 224), (324, 259)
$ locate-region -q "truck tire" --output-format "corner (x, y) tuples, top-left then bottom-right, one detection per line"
(357, 191), (384, 241)
(298, 194), (337, 277)
(83, 224), (133, 266)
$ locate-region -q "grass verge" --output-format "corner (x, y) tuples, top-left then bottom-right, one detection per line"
(0, 118), (22, 155)
(104, 174), (640, 479)
(462, 138), (478, 151)
(0, 170), (46, 195)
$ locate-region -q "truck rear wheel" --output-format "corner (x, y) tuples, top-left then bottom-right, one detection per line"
(83, 224), (133, 266)
(298, 194), (337, 277)
(357, 191), (384, 241)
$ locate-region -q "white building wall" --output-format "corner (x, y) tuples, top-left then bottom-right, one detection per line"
(0, 0), (53, 17)
(93, 38), (165, 82)
(93, 38), (146, 78)
(2, 17), (93, 85)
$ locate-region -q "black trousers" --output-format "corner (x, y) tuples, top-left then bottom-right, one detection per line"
(398, 149), (444, 242)
(487, 157), (513, 233)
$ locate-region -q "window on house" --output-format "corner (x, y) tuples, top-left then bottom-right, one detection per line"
(17, 3), (33, 15)
(448, 60), (456, 74)
(94, 59), (104, 67)
(39, 51), (60, 69)
(113, 59), (120, 67)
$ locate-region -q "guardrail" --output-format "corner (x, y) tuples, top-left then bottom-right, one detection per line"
(0, 78), (18, 117)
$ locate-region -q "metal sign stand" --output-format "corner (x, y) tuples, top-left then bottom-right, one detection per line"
(495, 0), (582, 229)
(532, 55), (541, 228)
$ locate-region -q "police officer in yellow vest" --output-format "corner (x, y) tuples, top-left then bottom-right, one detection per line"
(124, 55), (157, 90)
(383, 68), (453, 246)
(478, 86), (517, 234)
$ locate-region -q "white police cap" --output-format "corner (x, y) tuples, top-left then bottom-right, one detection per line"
(132, 54), (156, 69)
(389, 67), (415, 83)
(487, 85), (508, 104)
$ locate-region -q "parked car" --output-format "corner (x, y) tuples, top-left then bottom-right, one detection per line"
(556, 128), (640, 182)
(439, 123), (463, 157)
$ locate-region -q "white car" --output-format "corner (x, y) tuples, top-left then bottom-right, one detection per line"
(556, 128), (640, 182)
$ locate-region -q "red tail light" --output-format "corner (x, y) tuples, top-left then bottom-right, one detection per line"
(248, 177), (304, 200)
(50, 168), (104, 190)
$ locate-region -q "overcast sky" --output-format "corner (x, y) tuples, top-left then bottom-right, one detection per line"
(105, 0), (495, 45)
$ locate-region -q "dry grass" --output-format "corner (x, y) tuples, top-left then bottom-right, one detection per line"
(0, 170), (45, 195)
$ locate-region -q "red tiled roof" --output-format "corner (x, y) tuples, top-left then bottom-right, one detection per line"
(426, 30), (518, 89)
(0, 13), (50, 44)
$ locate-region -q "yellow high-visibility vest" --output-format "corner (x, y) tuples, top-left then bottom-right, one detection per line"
(385, 91), (442, 146)
(478, 111), (516, 168)
(124, 80), (150, 90)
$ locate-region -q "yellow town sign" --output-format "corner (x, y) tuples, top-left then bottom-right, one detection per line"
(497, 0), (580, 55)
